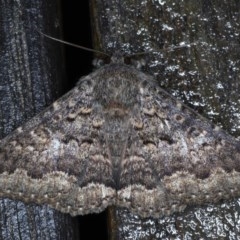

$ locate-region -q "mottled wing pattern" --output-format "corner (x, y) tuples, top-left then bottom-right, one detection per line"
(118, 72), (240, 218)
(1, 60), (240, 218)
(0, 72), (116, 215)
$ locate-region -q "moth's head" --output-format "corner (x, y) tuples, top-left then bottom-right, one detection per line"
(110, 51), (125, 64)
(93, 50), (147, 69)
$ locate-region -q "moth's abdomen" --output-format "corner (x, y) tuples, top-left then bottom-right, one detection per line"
(103, 113), (131, 187)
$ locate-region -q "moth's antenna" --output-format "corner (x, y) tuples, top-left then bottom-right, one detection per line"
(36, 29), (198, 62)
(36, 29), (110, 58)
(128, 42), (198, 58)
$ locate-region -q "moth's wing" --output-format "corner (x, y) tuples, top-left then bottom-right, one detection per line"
(117, 75), (240, 218)
(0, 74), (115, 216)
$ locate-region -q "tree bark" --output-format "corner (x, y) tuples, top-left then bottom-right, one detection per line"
(1, 0), (240, 239)
(90, 0), (240, 239)
(0, 0), (78, 239)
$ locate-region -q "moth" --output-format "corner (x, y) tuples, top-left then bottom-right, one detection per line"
(0, 49), (240, 218)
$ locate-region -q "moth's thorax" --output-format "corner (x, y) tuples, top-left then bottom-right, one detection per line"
(94, 63), (139, 112)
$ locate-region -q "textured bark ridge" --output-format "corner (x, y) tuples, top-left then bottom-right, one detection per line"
(1, 55), (240, 218)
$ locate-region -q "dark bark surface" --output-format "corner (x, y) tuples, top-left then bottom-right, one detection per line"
(0, 0), (78, 239)
(0, 0), (240, 239)
(90, 0), (240, 239)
